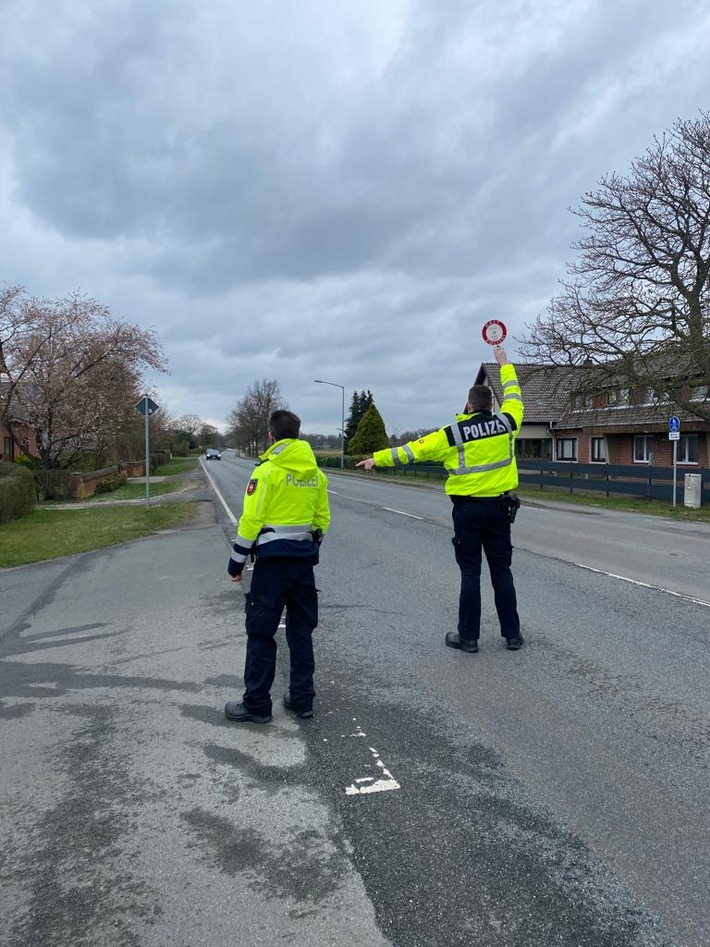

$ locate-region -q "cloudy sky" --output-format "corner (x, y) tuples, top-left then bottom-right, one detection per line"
(1, 0), (709, 436)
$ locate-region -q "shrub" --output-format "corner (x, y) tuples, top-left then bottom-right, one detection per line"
(315, 455), (364, 469)
(94, 472), (128, 494)
(0, 463), (37, 523)
(33, 470), (73, 501)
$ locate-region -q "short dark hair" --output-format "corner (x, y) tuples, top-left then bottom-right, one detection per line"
(467, 385), (493, 411)
(269, 409), (300, 441)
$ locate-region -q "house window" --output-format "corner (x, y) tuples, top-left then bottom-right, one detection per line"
(590, 437), (606, 463)
(555, 438), (577, 461)
(607, 388), (630, 406)
(517, 439), (552, 460)
(678, 434), (699, 464)
(571, 392), (593, 411)
(692, 385), (709, 400)
(633, 435), (654, 463)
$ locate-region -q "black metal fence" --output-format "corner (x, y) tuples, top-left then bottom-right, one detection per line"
(518, 461), (710, 503)
(376, 460), (710, 504)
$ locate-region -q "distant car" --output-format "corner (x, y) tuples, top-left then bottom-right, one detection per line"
(205, 448), (221, 460)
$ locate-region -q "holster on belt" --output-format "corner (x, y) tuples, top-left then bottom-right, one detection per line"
(501, 493), (521, 523)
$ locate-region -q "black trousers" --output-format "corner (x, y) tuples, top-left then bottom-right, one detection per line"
(242, 557), (318, 715)
(451, 497), (520, 641)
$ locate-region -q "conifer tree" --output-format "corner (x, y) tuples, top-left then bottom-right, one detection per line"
(347, 402), (389, 455)
(343, 389), (373, 449)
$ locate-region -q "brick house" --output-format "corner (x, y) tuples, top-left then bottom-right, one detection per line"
(475, 362), (710, 471)
(0, 383), (38, 462)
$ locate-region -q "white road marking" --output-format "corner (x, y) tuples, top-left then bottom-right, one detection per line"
(574, 563), (710, 608)
(199, 458), (237, 525)
(343, 724), (401, 795)
(382, 507), (423, 520)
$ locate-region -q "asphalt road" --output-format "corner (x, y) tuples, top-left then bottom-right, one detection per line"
(1, 453), (708, 947)
(208, 454), (710, 946)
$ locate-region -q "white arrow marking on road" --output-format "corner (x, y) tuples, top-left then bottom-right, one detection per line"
(343, 725), (401, 795)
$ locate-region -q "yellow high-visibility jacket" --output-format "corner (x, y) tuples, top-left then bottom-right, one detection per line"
(228, 439), (331, 576)
(372, 364), (523, 497)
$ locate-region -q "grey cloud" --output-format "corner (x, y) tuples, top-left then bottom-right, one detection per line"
(2, 0), (710, 431)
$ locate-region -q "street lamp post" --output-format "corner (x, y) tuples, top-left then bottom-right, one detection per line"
(314, 379), (345, 469)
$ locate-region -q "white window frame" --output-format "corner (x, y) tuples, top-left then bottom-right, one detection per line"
(607, 388), (630, 407)
(677, 433), (699, 465)
(590, 436), (606, 463)
(633, 435), (654, 463)
(555, 438), (577, 461)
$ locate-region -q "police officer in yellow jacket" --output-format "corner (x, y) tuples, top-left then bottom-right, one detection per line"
(356, 345), (524, 653)
(225, 410), (331, 723)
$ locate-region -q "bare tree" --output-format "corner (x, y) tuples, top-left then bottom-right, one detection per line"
(198, 422), (220, 447)
(0, 288), (167, 468)
(519, 112), (710, 420)
(174, 414), (203, 439)
(389, 428), (432, 446)
(226, 379), (286, 456)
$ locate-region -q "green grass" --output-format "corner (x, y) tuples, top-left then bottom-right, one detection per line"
(82, 457), (201, 502)
(155, 457), (199, 475)
(0, 504), (197, 568)
(516, 484), (710, 521)
(84, 478), (194, 502)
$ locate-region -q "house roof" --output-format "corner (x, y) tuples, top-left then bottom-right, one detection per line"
(474, 361), (710, 431)
(475, 362), (584, 424)
(553, 402), (709, 432)
(0, 381), (31, 423)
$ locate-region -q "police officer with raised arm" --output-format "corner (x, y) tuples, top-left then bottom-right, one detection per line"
(356, 345), (524, 653)
(225, 409), (331, 723)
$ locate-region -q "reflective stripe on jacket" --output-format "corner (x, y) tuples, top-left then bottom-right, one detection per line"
(372, 364), (524, 497)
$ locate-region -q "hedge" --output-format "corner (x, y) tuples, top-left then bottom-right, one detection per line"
(0, 463), (37, 524)
(150, 451), (171, 473)
(316, 455), (365, 469)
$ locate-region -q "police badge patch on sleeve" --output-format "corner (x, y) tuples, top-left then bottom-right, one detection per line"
(246, 479), (258, 495)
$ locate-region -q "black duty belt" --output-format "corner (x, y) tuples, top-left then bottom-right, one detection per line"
(451, 493), (510, 505)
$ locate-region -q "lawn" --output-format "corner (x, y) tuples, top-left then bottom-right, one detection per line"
(516, 484), (710, 522)
(0, 504), (197, 568)
(84, 456), (201, 502)
(156, 457), (200, 475)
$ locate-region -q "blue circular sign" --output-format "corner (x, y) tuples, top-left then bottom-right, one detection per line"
(668, 415), (680, 432)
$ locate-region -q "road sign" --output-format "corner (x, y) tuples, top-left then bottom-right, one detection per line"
(669, 431), (680, 441)
(135, 396), (159, 508)
(668, 415), (680, 433)
(482, 319), (507, 346)
(135, 396), (159, 417)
